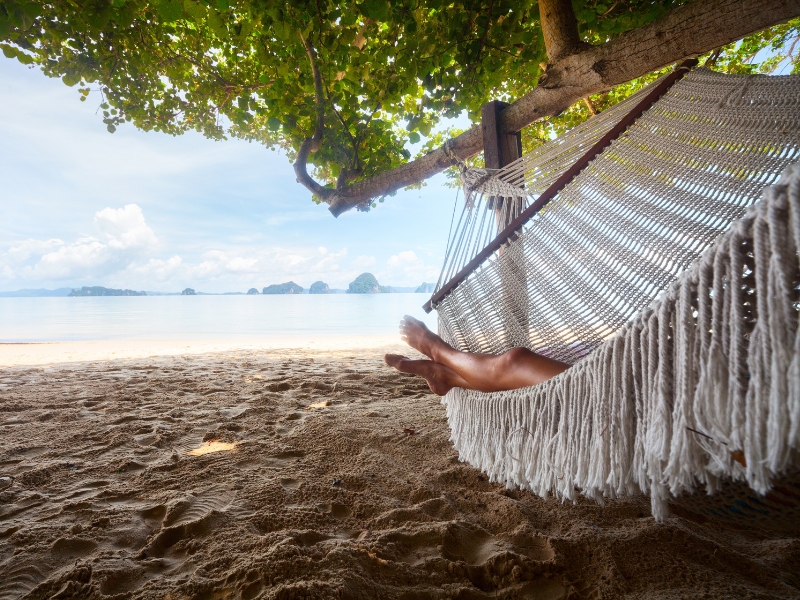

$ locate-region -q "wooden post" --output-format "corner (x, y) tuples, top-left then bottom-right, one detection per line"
(481, 100), (522, 170)
(481, 100), (524, 227)
(482, 101), (527, 347)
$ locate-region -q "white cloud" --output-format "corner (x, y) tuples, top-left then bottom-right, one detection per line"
(131, 256), (183, 282)
(32, 204), (157, 280)
(33, 239), (110, 279)
(387, 250), (418, 266)
(0, 204), (444, 289)
(186, 247), (349, 285)
(1, 192), (444, 291)
(7, 238), (64, 262)
(94, 204), (158, 250)
(1, 204), (158, 282)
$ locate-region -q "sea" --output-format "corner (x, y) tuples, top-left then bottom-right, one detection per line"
(0, 294), (439, 343)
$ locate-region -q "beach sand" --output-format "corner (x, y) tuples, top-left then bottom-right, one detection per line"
(1, 345), (799, 599)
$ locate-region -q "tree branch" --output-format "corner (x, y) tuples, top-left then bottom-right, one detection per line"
(300, 32), (324, 152)
(293, 32), (332, 201)
(538, 0), (589, 62)
(325, 0), (800, 217)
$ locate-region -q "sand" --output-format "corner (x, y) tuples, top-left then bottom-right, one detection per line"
(1, 345), (799, 599)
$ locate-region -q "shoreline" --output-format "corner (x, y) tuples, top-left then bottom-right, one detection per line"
(0, 336), (408, 367)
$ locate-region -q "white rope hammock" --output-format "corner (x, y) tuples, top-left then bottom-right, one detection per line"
(429, 67), (800, 520)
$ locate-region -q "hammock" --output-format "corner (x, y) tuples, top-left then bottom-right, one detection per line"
(426, 66), (800, 521)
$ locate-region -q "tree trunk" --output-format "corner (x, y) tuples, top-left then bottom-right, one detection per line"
(324, 0), (800, 216)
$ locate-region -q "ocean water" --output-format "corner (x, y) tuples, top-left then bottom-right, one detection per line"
(0, 294), (438, 343)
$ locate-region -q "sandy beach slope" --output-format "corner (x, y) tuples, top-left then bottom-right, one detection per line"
(1, 346), (799, 599)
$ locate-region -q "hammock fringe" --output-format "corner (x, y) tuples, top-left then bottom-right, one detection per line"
(441, 164), (800, 520)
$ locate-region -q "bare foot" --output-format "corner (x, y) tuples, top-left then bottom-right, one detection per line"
(384, 354), (461, 396)
(398, 315), (448, 360)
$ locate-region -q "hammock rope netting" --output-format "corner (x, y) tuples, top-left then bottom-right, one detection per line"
(428, 67), (800, 521)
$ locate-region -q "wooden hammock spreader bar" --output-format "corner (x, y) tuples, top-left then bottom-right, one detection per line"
(423, 58), (698, 313)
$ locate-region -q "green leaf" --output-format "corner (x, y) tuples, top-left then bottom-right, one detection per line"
(216, 0), (228, 11)
(360, 0), (389, 22)
(107, 124), (117, 133)
(408, 131), (420, 144)
(17, 2), (41, 30)
(267, 116), (280, 131)
(183, 0), (205, 20)
(206, 10), (225, 36)
(157, 0), (183, 22)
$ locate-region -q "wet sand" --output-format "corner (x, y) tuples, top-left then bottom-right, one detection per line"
(1, 346), (799, 599)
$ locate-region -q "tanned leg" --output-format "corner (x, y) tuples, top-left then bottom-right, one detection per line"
(397, 316), (570, 393)
(384, 354), (469, 396)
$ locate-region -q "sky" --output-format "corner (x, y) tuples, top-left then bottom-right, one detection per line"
(0, 57), (465, 293)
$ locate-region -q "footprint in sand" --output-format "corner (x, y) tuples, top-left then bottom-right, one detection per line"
(267, 381), (293, 392)
(140, 486), (236, 558)
(162, 488), (235, 529)
(279, 478), (300, 490)
(440, 522), (502, 565)
(270, 449), (305, 460)
(386, 522), (515, 567)
(372, 497), (456, 527)
(134, 431), (160, 446)
(506, 528), (556, 562)
(139, 504), (167, 522)
(317, 502), (352, 519)
(0, 561), (47, 600)
(50, 537), (98, 561)
(98, 565), (147, 597)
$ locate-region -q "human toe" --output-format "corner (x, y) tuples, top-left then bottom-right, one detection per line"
(384, 354), (408, 368)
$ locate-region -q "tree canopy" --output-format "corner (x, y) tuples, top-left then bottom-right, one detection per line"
(1, 0), (798, 214)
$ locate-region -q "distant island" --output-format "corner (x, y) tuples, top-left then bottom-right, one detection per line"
(69, 286), (146, 297)
(1, 281), (438, 297)
(348, 273), (390, 294)
(309, 281), (330, 294)
(263, 281), (304, 294)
